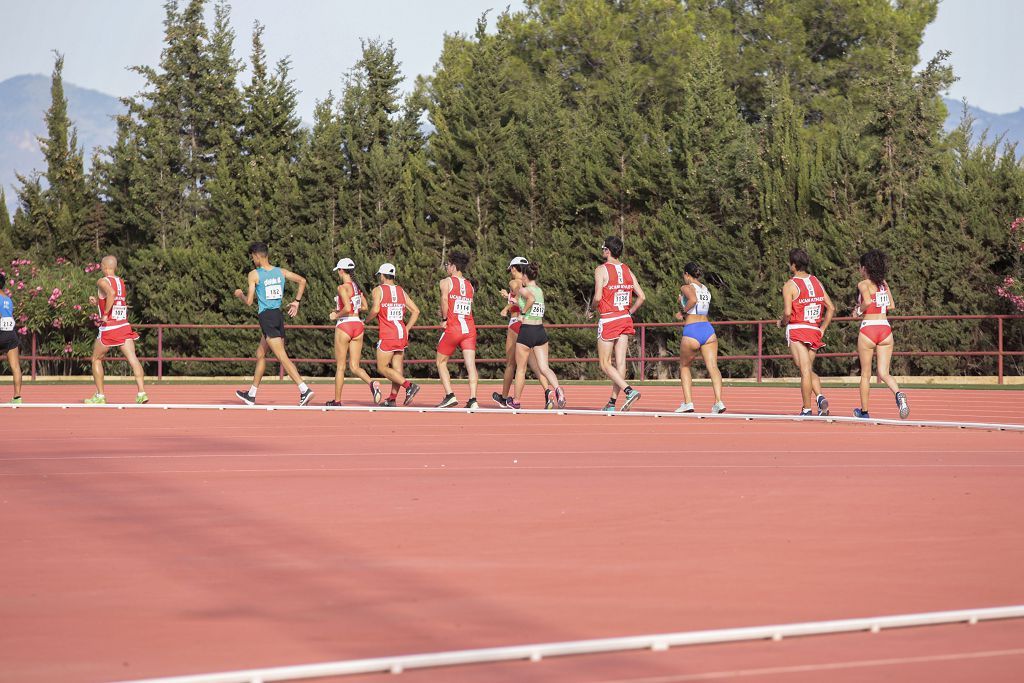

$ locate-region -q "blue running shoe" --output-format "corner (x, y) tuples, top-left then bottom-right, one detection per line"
(799, 408), (813, 417)
(853, 408), (870, 419)
(816, 394), (829, 416)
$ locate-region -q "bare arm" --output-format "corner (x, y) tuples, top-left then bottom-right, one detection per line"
(675, 283), (695, 321)
(329, 283), (351, 321)
(405, 294), (421, 331)
(234, 270), (258, 308)
(630, 278), (646, 315)
(778, 282), (794, 328)
(96, 278), (115, 321)
(438, 278), (451, 321)
(588, 266), (607, 319)
(820, 289), (836, 336)
(367, 286), (383, 320)
(854, 280), (869, 318)
(281, 268), (306, 318)
(520, 287), (536, 313)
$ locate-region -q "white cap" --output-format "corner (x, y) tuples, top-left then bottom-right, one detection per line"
(377, 262), (396, 277)
(333, 258), (355, 271)
(508, 256), (529, 270)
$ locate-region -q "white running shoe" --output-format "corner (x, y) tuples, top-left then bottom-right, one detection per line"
(675, 402), (695, 413)
(711, 401), (726, 414)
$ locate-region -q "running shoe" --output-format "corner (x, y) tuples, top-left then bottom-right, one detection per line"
(492, 391), (507, 407)
(299, 388), (315, 406)
(853, 408), (870, 419)
(10, 396), (22, 405)
(601, 402), (616, 413)
(84, 394), (106, 405)
(325, 400), (343, 407)
(555, 387), (567, 409)
(506, 399), (522, 410)
(466, 398), (479, 410)
(675, 402), (694, 413)
(136, 392), (149, 405)
(895, 391), (910, 419)
(369, 381), (383, 405)
(544, 394), (555, 410)
(799, 408), (813, 416)
(404, 383), (421, 406)
(620, 389), (641, 412)
(381, 398), (396, 407)
(436, 393), (458, 408)
(711, 401), (726, 414)
(816, 394), (830, 417)
(235, 390), (256, 406)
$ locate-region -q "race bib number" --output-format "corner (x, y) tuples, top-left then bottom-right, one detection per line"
(697, 291), (711, 306)
(613, 290), (630, 310)
(803, 303), (822, 323)
(386, 305), (404, 322)
(0, 318), (14, 332)
(875, 291), (890, 307)
(264, 283), (283, 300)
(453, 297), (472, 316)
(351, 295), (362, 312)
(111, 305), (128, 321)
(530, 302), (545, 318)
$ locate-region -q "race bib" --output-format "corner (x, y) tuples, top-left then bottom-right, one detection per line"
(111, 305), (128, 321)
(613, 290), (630, 310)
(697, 291), (711, 305)
(875, 291), (890, 307)
(453, 297), (472, 316)
(0, 318), (14, 332)
(803, 303), (822, 323)
(351, 295), (362, 312)
(530, 302), (545, 318)
(386, 305), (404, 322)
(264, 283), (283, 300)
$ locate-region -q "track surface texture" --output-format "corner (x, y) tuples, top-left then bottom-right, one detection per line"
(1, 384), (1023, 682)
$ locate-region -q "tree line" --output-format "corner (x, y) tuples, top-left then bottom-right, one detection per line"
(2, 0), (1022, 378)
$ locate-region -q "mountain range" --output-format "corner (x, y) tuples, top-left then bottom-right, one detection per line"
(1, 74), (1022, 215)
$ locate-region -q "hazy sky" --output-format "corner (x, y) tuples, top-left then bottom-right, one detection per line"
(1, 0), (1021, 118)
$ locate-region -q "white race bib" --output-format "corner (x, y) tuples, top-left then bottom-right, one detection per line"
(613, 290), (630, 310)
(875, 291), (890, 307)
(530, 302), (545, 318)
(351, 295), (362, 312)
(111, 305), (128, 321)
(264, 283), (283, 300)
(697, 291), (711, 306)
(453, 297), (472, 316)
(0, 318), (14, 332)
(803, 303), (822, 323)
(386, 305), (404, 322)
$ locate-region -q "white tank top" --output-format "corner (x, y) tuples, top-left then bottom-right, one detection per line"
(685, 283), (711, 316)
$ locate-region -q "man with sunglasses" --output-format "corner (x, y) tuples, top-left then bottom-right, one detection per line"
(590, 236), (646, 411)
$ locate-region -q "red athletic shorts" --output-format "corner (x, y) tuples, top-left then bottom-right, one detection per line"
(335, 320), (365, 339)
(377, 338), (408, 353)
(508, 318), (522, 335)
(859, 321), (892, 345)
(786, 324), (825, 351)
(98, 324), (140, 348)
(597, 315), (635, 342)
(438, 328), (476, 356)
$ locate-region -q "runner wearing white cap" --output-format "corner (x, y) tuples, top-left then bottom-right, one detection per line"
(493, 256), (552, 408)
(367, 262), (422, 406)
(326, 257), (382, 406)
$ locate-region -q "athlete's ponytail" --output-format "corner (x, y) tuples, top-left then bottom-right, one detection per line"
(684, 262), (726, 288)
(521, 263), (539, 281)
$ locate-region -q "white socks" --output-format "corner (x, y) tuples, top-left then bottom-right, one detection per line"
(298, 382), (309, 394)
(247, 385), (258, 398)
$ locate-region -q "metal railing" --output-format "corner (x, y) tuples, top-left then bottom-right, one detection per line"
(18, 314), (1024, 384)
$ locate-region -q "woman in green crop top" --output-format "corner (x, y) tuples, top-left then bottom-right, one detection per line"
(508, 263), (566, 410)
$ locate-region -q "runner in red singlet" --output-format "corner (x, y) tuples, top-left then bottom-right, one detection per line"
(85, 255), (147, 404)
(777, 248), (834, 416)
(853, 249), (909, 419)
(327, 258), (381, 406)
(589, 236), (646, 412)
(367, 262), (421, 407)
(435, 251), (479, 409)
(493, 256), (551, 409)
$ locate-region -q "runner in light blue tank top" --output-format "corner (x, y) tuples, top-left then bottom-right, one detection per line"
(674, 262), (726, 415)
(0, 272), (24, 403)
(256, 266), (285, 313)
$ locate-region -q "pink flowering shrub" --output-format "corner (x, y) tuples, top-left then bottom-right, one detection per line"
(997, 218), (1024, 312)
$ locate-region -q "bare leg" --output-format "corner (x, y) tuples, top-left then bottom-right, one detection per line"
(333, 330), (350, 401)
(598, 339), (628, 394)
(857, 335), (875, 411)
(377, 350), (404, 387)
(811, 372), (824, 398)
(252, 337), (269, 387)
(700, 336), (723, 404)
(679, 337), (699, 405)
(531, 344), (560, 390)
(790, 342), (815, 410)
(513, 344), (530, 401)
(526, 351), (550, 391)
(875, 338), (900, 395)
(346, 335), (374, 385)
(464, 349), (479, 398)
(8, 348), (22, 398)
(501, 330), (516, 397)
(392, 353), (406, 395)
(436, 352), (453, 396)
(265, 337), (304, 386)
(120, 339), (146, 393)
(614, 336), (629, 396)
(91, 339), (109, 395)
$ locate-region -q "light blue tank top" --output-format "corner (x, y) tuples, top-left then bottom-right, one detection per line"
(0, 294), (14, 332)
(256, 267), (284, 313)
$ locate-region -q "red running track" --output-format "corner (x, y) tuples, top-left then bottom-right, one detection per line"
(1, 387), (1023, 682)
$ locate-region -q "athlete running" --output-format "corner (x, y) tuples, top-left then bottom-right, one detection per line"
(590, 236), (646, 412)
(506, 263), (566, 410)
(674, 262), (726, 414)
(326, 258), (382, 406)
(777, 248), (834, 416)
(366, 262), (421, 407)
(853, 250), (909, 419)
(233, 242), (314, 406)
(493, 256), (552, 409)
(85, 255), (148, 405)
(436, 252), (480, 409)
(0, 273), (23, 404)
